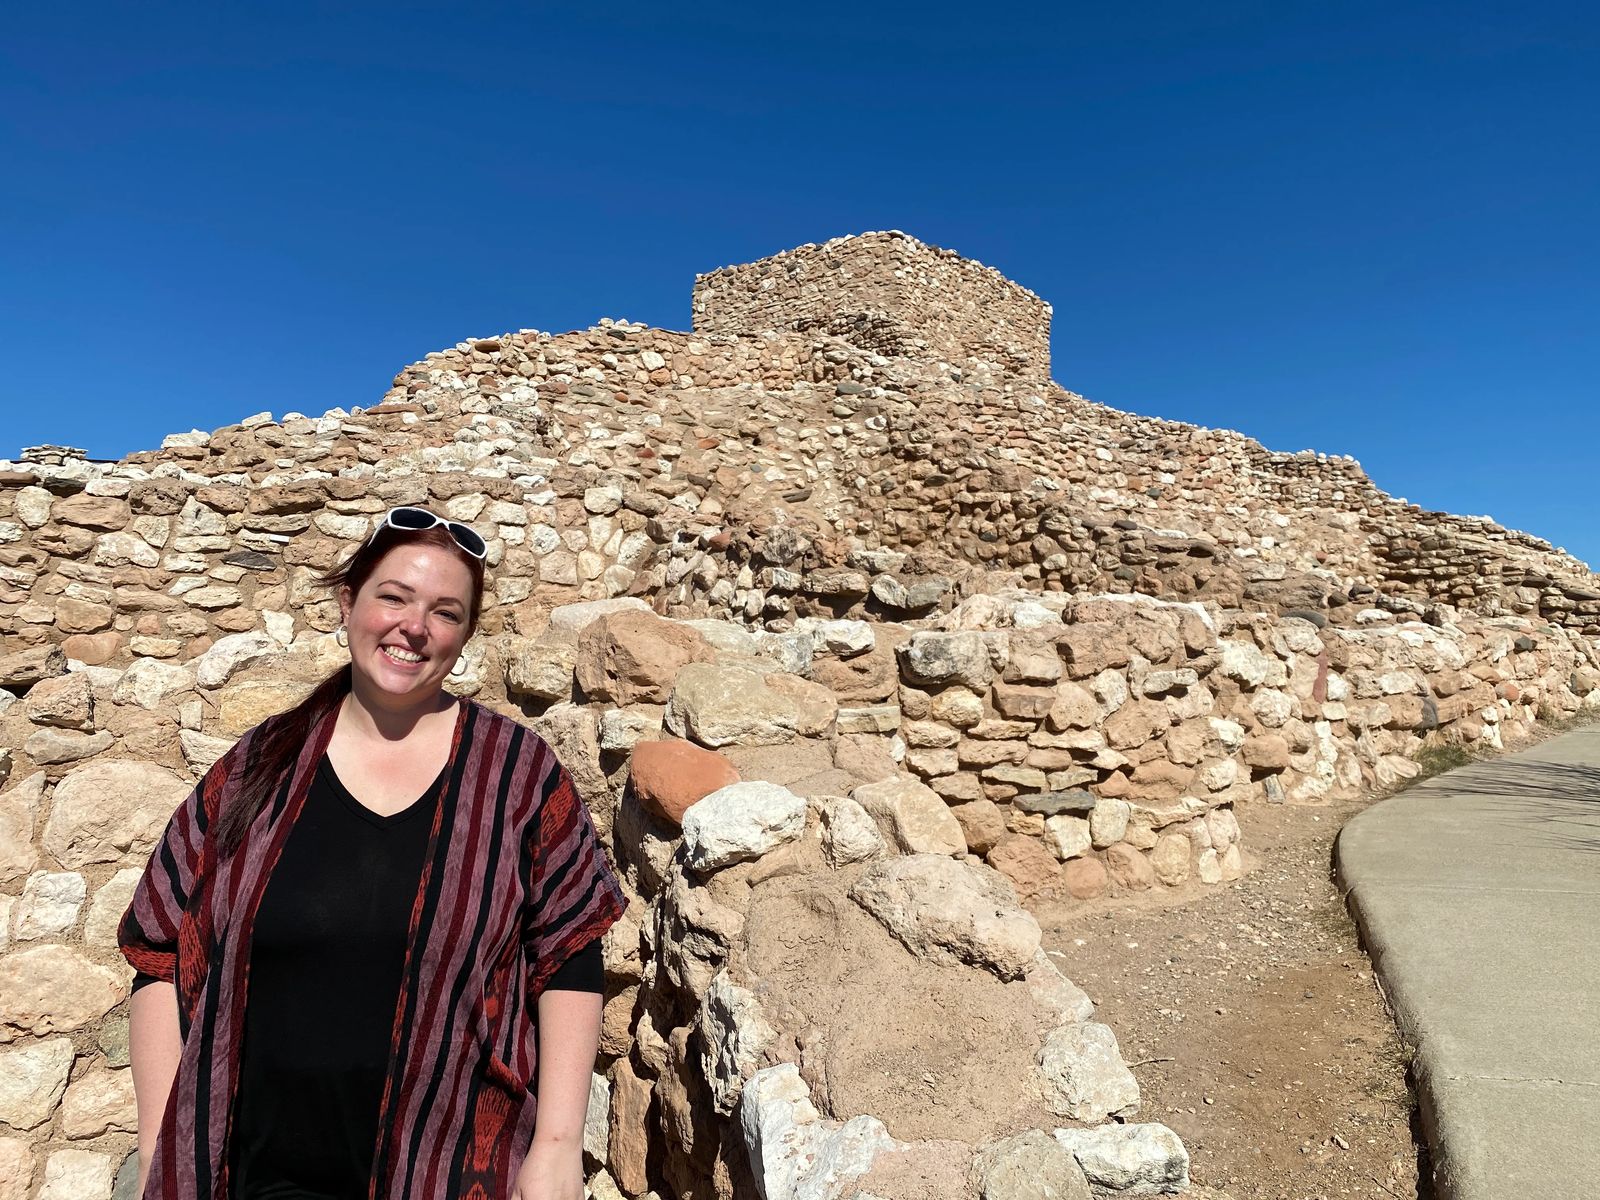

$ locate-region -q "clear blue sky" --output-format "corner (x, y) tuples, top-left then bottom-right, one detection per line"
(3, 2), (1596, 567)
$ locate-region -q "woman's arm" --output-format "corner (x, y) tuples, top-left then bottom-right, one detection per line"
(511, 987), (604, 1200)
(129, 981), (183, 1194)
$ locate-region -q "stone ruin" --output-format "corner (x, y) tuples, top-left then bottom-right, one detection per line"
(693, 231), (1053, 381)
(0, 232), (1597, 1199)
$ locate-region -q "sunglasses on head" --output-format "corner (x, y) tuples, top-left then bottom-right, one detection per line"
(377, 506), (489, 560)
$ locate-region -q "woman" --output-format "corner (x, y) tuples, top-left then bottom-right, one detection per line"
(120, 507), (625, 1200)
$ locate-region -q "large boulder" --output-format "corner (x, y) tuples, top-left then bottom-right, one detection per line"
(0, 1038), (74, 1129)
(0, 945), (127, 1039)
(1053, 1123), (1190, 1194)
(849, 854), (1041, 981)
(739, 1063), (897, 1200)
(897, 631), (994, 690)
(1037, 1022), (1140, 1121)
(575, 610), (714, 704)
(681, 782), (807, 873)
(969, 1129), (1092, 1200)
(850, 775), (965, 856)
(665, 664), (802, 748)
(42, 760), (187, 869)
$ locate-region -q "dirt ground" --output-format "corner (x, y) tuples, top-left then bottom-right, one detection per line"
(1035, 798), (1430, 1200)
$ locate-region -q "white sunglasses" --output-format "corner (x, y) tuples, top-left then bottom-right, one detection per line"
(374, 506), (488, 560)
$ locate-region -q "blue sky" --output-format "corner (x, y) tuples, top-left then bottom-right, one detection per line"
(3, 2), (1596, 566)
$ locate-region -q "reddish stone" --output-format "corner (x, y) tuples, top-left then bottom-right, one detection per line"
(985, 834), (1060, 899)
(1104, 843), (1155, 891)
(631, 737), (739, 826)
(60, 632), (121, 666)
(1062, 855), (1109, 900)
(950, 800), (1007, 855)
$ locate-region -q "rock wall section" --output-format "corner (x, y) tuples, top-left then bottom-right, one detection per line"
(692, 231), (1053, 380)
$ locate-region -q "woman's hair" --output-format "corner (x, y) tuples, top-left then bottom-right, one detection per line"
(213, 522), (487, 854)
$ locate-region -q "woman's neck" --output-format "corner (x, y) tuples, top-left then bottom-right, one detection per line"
(339, 681), (456, 744)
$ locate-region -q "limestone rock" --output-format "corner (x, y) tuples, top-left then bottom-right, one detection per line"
(849, 853), (1041, 980)
(37, 1149), (115, 1200)
(0, 773), (45, 886)
(0, 1038), (74, 1129)
(584, 1071), (610, 1164)
(1217, 640), (1272, 688)
(819, 796), (886, 866)
(897, 631), (993, 689)
(0, 1137), (33, 1200)
(0, 645), (67, 689)
(23, 728), (113, 766)
(111, 658), (194, 710)
(84, 869), (143, 946)
(1037, 1022), (1140, 1121)
(969, 1129), (1092, 1200)
(22, 673), (94, 731)
(42, 760), (187, 869)
(1052, 1123), (1190, 1194)
(194, 632), (278, 688)
(739, 1063), (898, 1200)
(697, 971), (776, 1114)
(179, 729), (235, 774)
(504, 638), (578, 701)
(0, 945), (127, 1038)
(546, 596), (651, 635)
(1025, 950), (1096, 1025)
(13, 871), (87, 940)
(631, 738), (739, 826)
(681, 781), (806, 872)
(216, 680), (313, 735)
(1151, 833), (1192, 886)
(1044, 815), (1092, 861)
(665, 663), (802, 748)
(576, 610), (714, 704)
(850, 775), (965, 856)
(1088, 798), (1130, 848)
(794, 617), (874, 657)
(59, 1068), (137, 1139)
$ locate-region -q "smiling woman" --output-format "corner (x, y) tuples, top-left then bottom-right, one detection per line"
(117, 509), (624, 1200)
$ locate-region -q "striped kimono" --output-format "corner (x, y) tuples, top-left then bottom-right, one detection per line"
(118, 697), (626, 1199)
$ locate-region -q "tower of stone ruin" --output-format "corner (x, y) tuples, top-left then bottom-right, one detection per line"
(691, 230), (1052, 379)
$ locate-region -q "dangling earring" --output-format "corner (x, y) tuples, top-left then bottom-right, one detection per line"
(450, 655), (468, 678)
(335, 625), (349, 648)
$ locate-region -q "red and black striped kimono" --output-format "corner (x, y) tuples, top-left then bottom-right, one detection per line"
(118, 698), (626, 1199)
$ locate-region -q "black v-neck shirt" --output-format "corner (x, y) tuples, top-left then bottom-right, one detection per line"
(135, 753), (606, 1200)
(230, 754), (443, 1200)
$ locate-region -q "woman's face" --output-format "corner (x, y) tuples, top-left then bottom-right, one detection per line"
(340, 542), (475, 709)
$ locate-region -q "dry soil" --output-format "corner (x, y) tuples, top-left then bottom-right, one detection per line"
(1036, 798), (1430, 1200)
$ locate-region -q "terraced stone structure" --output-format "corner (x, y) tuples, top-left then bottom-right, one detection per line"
(692, 230), (1053, 380)
(1, 233), (1598, 1199)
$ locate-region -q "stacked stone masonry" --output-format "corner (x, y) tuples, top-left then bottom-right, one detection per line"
(693, 230), (1053, 381)
(1, 232), (1599, 1199)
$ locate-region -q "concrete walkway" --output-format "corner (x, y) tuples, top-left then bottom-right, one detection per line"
(1334, 723), (1600, 1199)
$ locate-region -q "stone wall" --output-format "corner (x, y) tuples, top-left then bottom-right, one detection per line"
(3, 234), (1600, 1197)
(692, 231), (1053, 380)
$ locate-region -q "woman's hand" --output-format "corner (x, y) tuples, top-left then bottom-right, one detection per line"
(509, 1136), (585, 1200)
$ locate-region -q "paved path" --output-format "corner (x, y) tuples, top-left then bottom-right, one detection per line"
(1334, 724), (1600, 1199)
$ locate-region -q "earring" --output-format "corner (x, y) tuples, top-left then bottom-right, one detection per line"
(335, 625), (349, 648)
(450, 655), (468, 678)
